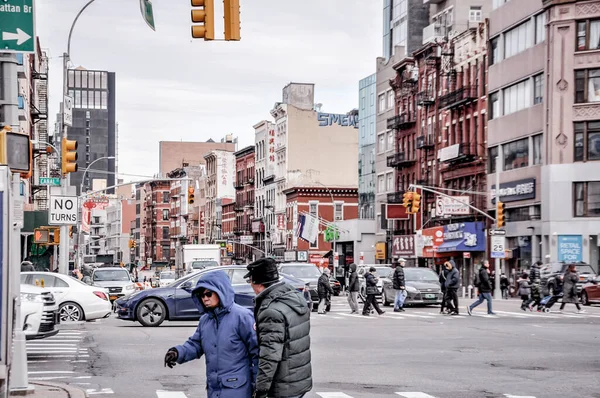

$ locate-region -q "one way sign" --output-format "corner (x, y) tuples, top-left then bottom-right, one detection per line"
(49, 195), (78, 225)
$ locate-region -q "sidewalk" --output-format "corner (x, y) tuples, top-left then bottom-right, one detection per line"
(11, 382), (87, 397)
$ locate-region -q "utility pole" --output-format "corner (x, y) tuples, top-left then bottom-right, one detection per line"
(58, 52), (70, 274)
(494, 156), (502, 299)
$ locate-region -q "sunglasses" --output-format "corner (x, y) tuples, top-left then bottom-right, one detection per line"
(196, 290), (214, 299)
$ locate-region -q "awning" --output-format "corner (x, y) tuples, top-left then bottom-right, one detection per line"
(436, 241), (461, 253)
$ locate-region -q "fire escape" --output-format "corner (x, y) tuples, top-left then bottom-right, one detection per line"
(30, 52), (50, 210)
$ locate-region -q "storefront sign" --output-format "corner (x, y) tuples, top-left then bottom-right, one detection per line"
(251, 220), (263, 233)
(437, 222), (486, 253)
(240, 235), (253, 245)
(435, 196), (470, 216)
(375, 242), (386, 260)
(421, 227), (444, 257)
(268, 128), (276, 164)
(557, 235), (583, 262)
(317, 112), (358, 128)
(438, 143), (461, 162)
(392, 235), (416, 257)
(284, 251), (296, 262)
(491, 178), (536, 203)
(297, 251), (308, 262)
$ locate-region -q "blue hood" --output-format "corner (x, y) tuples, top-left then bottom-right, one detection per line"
(191, 270), (235, 315)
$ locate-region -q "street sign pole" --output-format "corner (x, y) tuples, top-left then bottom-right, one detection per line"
(494, 156), (502, 299)
(0, 0), (35, 53)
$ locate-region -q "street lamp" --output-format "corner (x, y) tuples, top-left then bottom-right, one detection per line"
(310, 180), (338, 279)
(76, 156), (115, 267)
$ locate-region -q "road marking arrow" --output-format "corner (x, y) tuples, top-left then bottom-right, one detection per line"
(3, 28), (31, 45)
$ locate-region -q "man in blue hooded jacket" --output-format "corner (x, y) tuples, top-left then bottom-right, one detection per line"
(164, 270), (259, 397)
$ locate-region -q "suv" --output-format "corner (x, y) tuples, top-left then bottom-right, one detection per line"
(278, 263), (328, 311)
(21, 284), (59, 340)
(542, 262), (597, 296)
(91, 267), (136, 302)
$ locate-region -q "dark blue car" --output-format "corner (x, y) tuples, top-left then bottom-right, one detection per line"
(115, 265), (307, 327)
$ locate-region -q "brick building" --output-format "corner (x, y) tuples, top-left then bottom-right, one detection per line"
(142, 181), (171, 267)
(221, 202), (236, 265)
(233, 146), (256, 261)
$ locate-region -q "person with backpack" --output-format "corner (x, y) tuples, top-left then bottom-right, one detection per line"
(439, 264), (450, 314)
(443, 260), (460, 315)
(467, 261), (496, 316)
(517, 272), (533, 311)
(500, 273), (510, 299)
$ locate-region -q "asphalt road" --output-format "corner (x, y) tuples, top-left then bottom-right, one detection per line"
(26, 297), (600, 398)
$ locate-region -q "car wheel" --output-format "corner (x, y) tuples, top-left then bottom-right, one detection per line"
(59, 302), (84, 322)
(381, 290), (390, 307)
(137, 298), (167, 327)
(581, 292), (590, 306)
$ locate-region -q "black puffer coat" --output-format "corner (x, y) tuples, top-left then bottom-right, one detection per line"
(393, 266), (405, 290)
(254, 282), (312, 398)
(348, 264), (359, 292)
(529, 263), (541, 284)
(317, 273), (333, 299)
(562, 271), (579, 304)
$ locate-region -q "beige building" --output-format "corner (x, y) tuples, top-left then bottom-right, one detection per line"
(487, 0), (546, 268)
(541, 0), (600, 270)
(159, 137), (236, 176)
(269, 83), (359, 252)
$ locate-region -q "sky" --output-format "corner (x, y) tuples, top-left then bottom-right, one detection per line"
(37, 0), (382, 180)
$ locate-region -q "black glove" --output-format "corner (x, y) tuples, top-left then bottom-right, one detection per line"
(164, 348), (178, 368)
(253, 391), (268, 398)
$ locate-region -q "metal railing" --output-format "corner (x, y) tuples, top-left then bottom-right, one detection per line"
(438, 85), (478, 109)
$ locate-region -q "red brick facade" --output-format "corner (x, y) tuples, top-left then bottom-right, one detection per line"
(234, 146), (255, 260)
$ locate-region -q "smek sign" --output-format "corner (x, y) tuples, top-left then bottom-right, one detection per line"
(317, 113), (358, 129)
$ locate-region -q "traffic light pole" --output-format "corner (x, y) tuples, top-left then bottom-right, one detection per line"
(494, 156), (502, 299)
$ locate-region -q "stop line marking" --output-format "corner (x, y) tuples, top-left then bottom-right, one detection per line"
(156, 391), (188, 398)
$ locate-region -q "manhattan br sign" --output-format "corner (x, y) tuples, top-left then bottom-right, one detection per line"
(0, 0), (35, 53)
(317, 113), (358, 129)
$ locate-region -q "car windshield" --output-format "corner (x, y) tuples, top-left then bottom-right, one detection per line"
(160, 271), (175, 279)
(405, 268), (439, 283)
(373, 267), (392, 278)
(280, 265), (321, 279)
(561, 264), (595, 275)
(93, 270), (130, 282)
(191, 261), (218, 269)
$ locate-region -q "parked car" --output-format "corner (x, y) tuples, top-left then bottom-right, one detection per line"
(542, 262), (597, 296)
(278, 263), (329, 311)
(381, 267), (443, 306)
(158, 270), (176, 288)
(20, 284), (59, 340)
(21, 272), (112, 322)
(581, 274), (600, 306)
(90, 267), (137, 302)
(115, 265), (307, 327)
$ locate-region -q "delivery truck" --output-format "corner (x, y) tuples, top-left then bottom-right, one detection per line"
(175, 244), (221, 276)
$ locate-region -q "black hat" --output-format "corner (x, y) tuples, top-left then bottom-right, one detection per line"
(244, 258), (279, 284)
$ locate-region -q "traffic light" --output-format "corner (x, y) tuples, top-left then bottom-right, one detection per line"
(223, 0), (241, 41)
(410, 193), (421, 214)
(402, 191), (413, 209)
(69, 226), (73, 238)
(53, 228), (60, 244)
(132, 240), (137, 248)
(497, 201), (506, 228)
(191, 0), (215, 40)
(188, 186), (195, 204)
(33, 229), (50, 244)
(128, 240), (133, 249)
(61, 137), (78, 176)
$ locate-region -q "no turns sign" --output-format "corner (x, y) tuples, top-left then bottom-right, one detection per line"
(49, 195), (78, 225)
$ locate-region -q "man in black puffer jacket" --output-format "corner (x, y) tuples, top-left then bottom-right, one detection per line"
(392, 258), (406, 312)
(317, 268), (333, 314)
(347, 263), (360, 314)
(245, 258), (312, 398)
(467, 261), (496, 316)
(529, 261), (542, 310)
(444, 261), (460, 315)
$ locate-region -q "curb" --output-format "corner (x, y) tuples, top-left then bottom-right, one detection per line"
(31, 382), (87, 398)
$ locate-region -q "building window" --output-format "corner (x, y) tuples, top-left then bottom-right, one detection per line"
(574, 121), (600, 162)
(162, 209), (169, 221)
(334, 202), (343, 221)
(504, 21), (531, 59)
(533, 74), (544, 104)
(387, 131), (394, 151)
(387, 90), (395, 109)
(577, 19), (600, 51)
(503, 138), (529, 171)
(488, 146), (498, 174)
(503, 79), (531, 116)
(535, 12), (547, 44)
(490, 37), (499, 65)
(574, 181), (600, 217)
(489, 92), (500, 119)
(378, 93), (386, 113)
(575, 69), (600, 103)
(378, 134), (385, 153)
(469, 6), (482, 22)
(532, 134), (543, 165)
(378, 175), (385, 193)
(162, 227), (169, 240)
(386, 173), (394, 192)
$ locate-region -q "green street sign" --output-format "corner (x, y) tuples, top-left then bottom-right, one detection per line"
(39, 177), (61, 186)
(0, 0), (35, 53)
(139, 0), (156, 31)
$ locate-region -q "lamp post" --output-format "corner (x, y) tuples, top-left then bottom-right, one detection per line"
(76, 156), (115, 268)
(311, 180), (337, 279)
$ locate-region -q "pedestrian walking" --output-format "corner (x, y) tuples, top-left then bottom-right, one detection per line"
(164, 270), (258, 398)
(21, 261), (35, 272)
(317, 268), (333, 314)
(545, 274), (564, 310)
(529, 261), (543, 310)
(500, 273), (510, 299)
(439, 265), (450, 314)
(244, 258), (312, 398)
(347, 263), (360, 314)
(559, 264), (584, 313)
(392, 258), (406, 312)
(517, 272), (533, 311)
(467, 261), (496, 315)
(362, 267), (385, 316)
(444, 261), (460, 315)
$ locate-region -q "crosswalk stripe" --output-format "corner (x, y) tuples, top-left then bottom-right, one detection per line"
(338, 313), (375, 319)
(395, 392), (438, 398)
(87, 389), (114, 395)
(504, 394), (536, 398)
(156, 391), (188, 398)
(316, 393), (354, 398)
